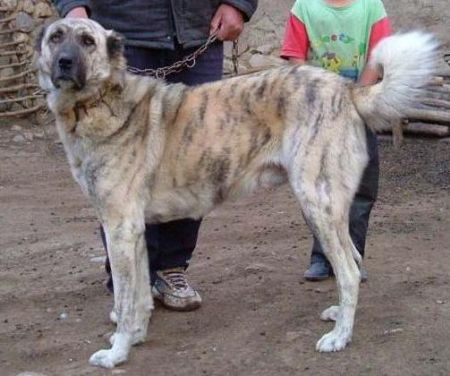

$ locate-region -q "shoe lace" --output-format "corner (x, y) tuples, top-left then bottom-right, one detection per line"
(161, 269), (189, 290)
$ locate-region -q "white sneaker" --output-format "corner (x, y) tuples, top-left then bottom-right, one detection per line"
(151, 268), (202, 311)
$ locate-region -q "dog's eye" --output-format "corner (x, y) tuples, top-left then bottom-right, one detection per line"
(82, 35), (96, 47)
(49, 31), (63, 43)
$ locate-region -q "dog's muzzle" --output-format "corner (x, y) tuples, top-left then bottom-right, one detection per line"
(51, 45), (86, 90)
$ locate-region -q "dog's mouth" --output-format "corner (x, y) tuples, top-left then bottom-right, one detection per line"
(51, 71), (85, 90)
(51, 53), (86, 90)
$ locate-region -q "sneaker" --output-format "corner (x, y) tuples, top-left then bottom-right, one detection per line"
(151, 268), (202, 311)
(304, 261), (333, 281)
(304, 262), (368, 283)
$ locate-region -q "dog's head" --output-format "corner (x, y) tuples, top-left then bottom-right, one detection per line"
(35, 18), (125, 93)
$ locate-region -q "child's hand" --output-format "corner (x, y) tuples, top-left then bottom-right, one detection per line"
(359, 65), (382, 86)
(210, 4), (244, 41)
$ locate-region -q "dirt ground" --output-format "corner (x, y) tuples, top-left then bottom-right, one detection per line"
(0, 117), (449, 376)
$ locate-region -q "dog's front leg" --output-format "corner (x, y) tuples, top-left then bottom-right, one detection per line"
(89, 207), (152, 369)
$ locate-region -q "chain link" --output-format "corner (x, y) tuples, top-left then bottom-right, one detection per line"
(126, 32), (220, 79)
(232, 39), (239, 76)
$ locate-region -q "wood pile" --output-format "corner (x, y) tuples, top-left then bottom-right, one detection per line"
(398, 57), (450, 140)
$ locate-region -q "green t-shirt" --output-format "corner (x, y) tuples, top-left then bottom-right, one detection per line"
(291, 0), (387, 80)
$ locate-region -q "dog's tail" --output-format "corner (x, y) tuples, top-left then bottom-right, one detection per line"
(352, 31), (440, 131)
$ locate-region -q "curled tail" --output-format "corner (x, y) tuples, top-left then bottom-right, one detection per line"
(352, 31), (440, 131)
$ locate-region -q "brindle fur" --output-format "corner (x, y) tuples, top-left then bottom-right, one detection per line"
(36, 18), (438, 368)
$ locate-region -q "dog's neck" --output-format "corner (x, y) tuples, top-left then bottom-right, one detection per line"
(50, 72), (164, 141)
(73, 81), (120, 114)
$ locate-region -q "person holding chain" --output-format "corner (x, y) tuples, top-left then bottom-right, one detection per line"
(52, 0), (258, 311)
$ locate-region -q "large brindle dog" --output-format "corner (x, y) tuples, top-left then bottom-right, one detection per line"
(36, 18), (437, 368)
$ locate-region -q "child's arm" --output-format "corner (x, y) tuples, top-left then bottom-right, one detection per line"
(359, 17), (392, 86)
(281, 14), (309, 64)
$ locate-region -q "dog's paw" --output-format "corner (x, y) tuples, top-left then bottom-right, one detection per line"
(320, 306), (340, 322)
(316, 330), (351, 352)
(110, 309), (118, 324)
(89, 348), (127, 369)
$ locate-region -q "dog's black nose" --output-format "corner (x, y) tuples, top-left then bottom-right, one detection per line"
(58, 57), (72, 71)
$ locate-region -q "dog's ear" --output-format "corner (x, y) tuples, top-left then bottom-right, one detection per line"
(107, 31), (125, 60)
(35, 25), (47, 53)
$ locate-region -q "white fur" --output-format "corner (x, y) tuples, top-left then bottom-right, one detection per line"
(354, 31), (439, 129)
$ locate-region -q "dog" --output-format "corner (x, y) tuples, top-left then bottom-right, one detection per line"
(35, 18), (438, 368)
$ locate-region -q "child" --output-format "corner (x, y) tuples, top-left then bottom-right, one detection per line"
(281, 0), (392, 281)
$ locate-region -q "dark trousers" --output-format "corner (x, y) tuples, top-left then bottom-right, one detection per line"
(103, 41), (224, 284)
(310, 127), (379, 265)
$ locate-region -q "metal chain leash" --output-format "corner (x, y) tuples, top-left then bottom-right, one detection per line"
(232, 39), (239, 76)
(126, 32), (223, 79)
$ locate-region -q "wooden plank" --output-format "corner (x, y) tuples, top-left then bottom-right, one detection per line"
(404, 122), (450, 137)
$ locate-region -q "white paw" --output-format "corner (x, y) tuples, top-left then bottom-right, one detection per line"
(89, 348), (126, 369)
(316, 329), (351, 352)
(110, 309), (118, 324)
(320, 306), (340, 322)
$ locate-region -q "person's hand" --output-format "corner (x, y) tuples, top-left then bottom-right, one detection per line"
(66, 7), (89, 18)
(210, 4), (244, 41)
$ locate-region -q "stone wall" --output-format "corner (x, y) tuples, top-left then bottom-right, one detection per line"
(0, 0), (55, 118)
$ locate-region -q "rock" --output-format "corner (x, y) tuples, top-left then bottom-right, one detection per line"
(0, 67), (14, 80)
(112, 370), (127, 374)
(22, 45), (34, 58)
(223, 59), (236, 76)
(11, 125), (22, 132)
(245, 262), (273, 273)
(34, 2), (53, 18)
(15, 12), (34, 32)
(59, 312), (68, 320)
(23, 131), (34, 141)
(22, 0), (34, 14)
(13, 31), (31, 44)
(439, 137), (450, 144)
(256, 43), (277, 55)
(16, 373), (48, 376)
(383, 328), (404, 335)
(248, 53), (284, 69)
(253, 15), (277, 33)
(12, 134), (26, 143)
(33, 131), (45, 139)
(2, 0), (18, 11)
(285, 331), (302, 342)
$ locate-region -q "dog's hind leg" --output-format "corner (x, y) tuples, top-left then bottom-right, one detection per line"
(289, 153), (363, 352)
(89, 204), (152, 368)
(298, 191), (360, 351)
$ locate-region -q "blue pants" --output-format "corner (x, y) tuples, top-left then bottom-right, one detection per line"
(104, 41), (224, 285)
